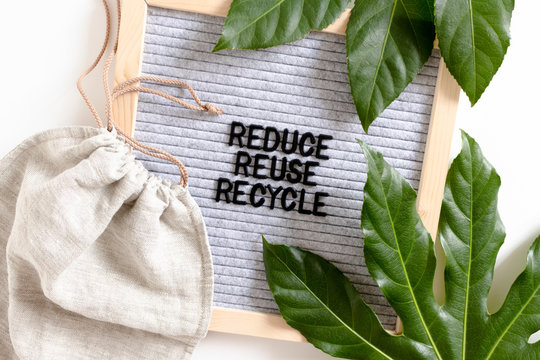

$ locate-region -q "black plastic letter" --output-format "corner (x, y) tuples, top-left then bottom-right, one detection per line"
(247, 124), (264, 150)
(229, 121), (246, 147)
(250, 183), (266, 207)
(299, 132), (316, 157)
(234, 151), (252, 177)
(232, 180), (249, 205)
(215, 178), (233, 203)
(281, 187), (297, 211)
(315, 134), (333, 160)
(253, 154), (269, 179)
(313, 192), (329, 217)
(303, 161), (319, 186)
(263, 126), (280, 152)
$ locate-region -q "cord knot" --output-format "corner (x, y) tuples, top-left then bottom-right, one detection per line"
(203, 103), (224, 115)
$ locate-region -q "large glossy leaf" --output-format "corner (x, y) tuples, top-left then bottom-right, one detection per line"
(434, 0), (514, 105)
(262, 236), (434, 359)
(437, 131), (506, 358)
(358, 140), (444, 358)
(346, 0), (435, 132)
(439, 131), (539, 358)
(264, 132), (540, 359)
(213, 0), (350, 52)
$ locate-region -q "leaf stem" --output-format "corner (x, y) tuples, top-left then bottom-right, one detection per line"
(462, 149), (474, 360)
(467, 0), (477, 101)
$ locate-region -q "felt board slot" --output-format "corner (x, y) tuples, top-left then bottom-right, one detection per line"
(130, 5), (444, 331)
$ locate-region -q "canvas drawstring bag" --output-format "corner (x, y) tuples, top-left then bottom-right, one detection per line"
(0, 0), (218, 358)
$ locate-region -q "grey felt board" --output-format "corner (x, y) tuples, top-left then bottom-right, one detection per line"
(134, 6), (440, 329)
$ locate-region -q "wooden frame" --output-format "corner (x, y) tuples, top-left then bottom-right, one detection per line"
(113, 0), (461, 342)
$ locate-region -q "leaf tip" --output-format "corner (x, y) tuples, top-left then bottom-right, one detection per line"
(361, 120), (372, 134)
(459, 129), (471, 141)
(212, 38), (227, 53)
(524, 235), (540, 275)
(356, 139), (374, 159)
(455, 129), (502, 189)
(262, 235), (274, 251)
(532, 235), (540, 251)
(466, 91), (482, 107)
(459, 129), (476, 151)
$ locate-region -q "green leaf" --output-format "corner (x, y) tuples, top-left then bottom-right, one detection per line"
(434, 0), (514, 105)
(213, 0), (351, 52)
(264, 132), (540, 360)
(346, 0), (435, 132)
(358, 140), (444, 358)
(262, 236), (434, 359)
(437, 130), (506, 358)
(484, 236), (540, 358)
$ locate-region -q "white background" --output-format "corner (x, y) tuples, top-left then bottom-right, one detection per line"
(0, 1), (538, 359)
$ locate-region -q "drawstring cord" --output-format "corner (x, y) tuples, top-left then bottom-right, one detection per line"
(77, 0), (222, 187)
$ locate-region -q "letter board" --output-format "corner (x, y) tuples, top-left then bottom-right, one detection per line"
(113, 0), (461, 341)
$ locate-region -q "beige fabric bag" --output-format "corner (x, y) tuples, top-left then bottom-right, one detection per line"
(0, 126), (213, 359)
